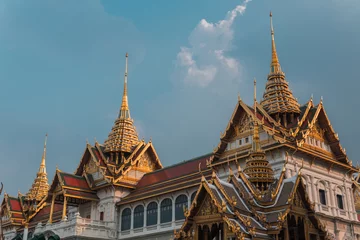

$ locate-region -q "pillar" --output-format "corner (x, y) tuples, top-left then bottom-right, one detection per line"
(157, 202), (161, 228)
(311, 176), (318, 211)
(328, 184), (337, 216)
(48, 194), (55, 223)
(23, 223), (29, 240)
(194, 223), (198, 240)
(172, 198), (175, 225)
(144, 205), (147, 227)
(62, 196), (67, 221)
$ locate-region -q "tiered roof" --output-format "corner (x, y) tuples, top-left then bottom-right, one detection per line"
(260, 13), (300, 119)
(175, 168), (329, 239)
(26, 134), (49, 201)
(104, 53), (140, 154)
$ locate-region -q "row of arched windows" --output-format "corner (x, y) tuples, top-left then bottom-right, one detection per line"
(121, 193), (197, 231)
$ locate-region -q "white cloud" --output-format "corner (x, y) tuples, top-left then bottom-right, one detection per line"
(176, 0), (251, 87)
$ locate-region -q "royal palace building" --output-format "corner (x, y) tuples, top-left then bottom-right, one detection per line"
(1, 13), (360, 240)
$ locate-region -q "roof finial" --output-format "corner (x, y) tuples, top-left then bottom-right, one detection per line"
(269, 11), (280, 74)
(254, 78), (257, 115)
(119, 52), (130, 119)
(40, 133), (47, 171)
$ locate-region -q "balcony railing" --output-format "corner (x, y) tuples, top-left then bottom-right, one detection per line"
(33, 212), (117, 239)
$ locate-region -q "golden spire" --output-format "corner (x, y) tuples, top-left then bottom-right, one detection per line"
(104, 53), (139, 154)
(260, 12), (300, 124)
(119, 52), (130, 119)
(39, 133), (47, 174)
(270, 11), (280, 74)
(26, 134), (49, 201)
(243, 81), (274, 192)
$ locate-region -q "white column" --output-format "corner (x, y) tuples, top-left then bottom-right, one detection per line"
(144, 205), (147, 228)
(327, 183), (336, 216)
(23, 225), (29, 240)
(172, 198), (175, 226)
(130, 208), (134, 233)
(306, 175), (312, 202)
(311, 176), (319, 211)
(157, 202), (161, 228)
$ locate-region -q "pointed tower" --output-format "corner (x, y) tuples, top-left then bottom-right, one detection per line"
(104, 53), (140, 159)
(260, 12), (300, 127)
(244, 80), (274, 192)
(26, 134), (49, 201)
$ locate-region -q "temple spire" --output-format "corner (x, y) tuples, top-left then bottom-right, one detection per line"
(243, 80), (274, 192)
(104, 53), (139, 154)
(119, 53), (130, 119)
(260, 12), (300, 125)
(39, 133), (47, 174)
(252, 79), (260, 152)
(26, 134), (49, 201)
(270, 11), (281, 74)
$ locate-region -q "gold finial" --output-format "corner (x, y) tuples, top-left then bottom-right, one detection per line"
(94, 137), (97, 143)
(119, 52), (130, 118)
(56, 165), (59, 171)
(238, 93), (241, 101)
(86, 138), (89, 144)
(40, 133), (47, 170)
(253, 78), (257, 115)
(320, 96), (323, 104)
(269, 11), (280, 74)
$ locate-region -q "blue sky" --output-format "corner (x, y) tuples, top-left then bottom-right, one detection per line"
(0, 0), (359, 196)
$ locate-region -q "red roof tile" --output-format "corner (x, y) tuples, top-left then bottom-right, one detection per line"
(62, 174), (90, 190)
(136, 154), (211, 188)
(9, 199), (22, 211)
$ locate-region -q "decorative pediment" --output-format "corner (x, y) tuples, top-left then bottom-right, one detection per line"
(198, 195), (218, 216)
(234, 114), (251, 138)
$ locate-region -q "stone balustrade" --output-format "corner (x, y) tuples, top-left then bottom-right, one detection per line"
(33, 212), (117, 239)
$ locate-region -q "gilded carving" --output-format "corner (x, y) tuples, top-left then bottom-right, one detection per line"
(235, 115), (251, 136)
(198, 195), (218, 216)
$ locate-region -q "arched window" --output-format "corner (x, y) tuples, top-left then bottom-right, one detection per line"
(121, 208), (131, 231)
(160, 198), (172, 223)
(146, 202), (158, 226)
(175, 195), (188, 220)
(133, 205), (144, 229)
(191, 192), (197, 203)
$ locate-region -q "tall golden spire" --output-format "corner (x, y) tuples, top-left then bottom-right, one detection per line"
(270, 12), (281, 74)
(260, 12), (300, 126)
(119, 52), (130, 119)
(104, 53), (139, 154)
(244, 81), (274, 192)
(26, 134), (49, 201)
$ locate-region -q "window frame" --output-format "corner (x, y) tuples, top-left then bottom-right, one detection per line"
(336, 194), (344, 210)
(175, 195), (188, 220)
(319, 189), (327, 205)
(146, 202), (158, 226)
(121, 208), (131, 231)
(160, 198), (172, 223)
(133, 205), (144, 229)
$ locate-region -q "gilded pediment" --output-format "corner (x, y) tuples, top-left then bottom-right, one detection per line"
(198, 195), (218, 216)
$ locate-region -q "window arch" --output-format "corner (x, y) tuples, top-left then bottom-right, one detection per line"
(146, 202), (158, 226)
(175, 195), (188, 220)
(160, 198), (172, 223)
(133, 205), (144, 229)
(121, 208), (131, 231)
(191, 192), (197, 203)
